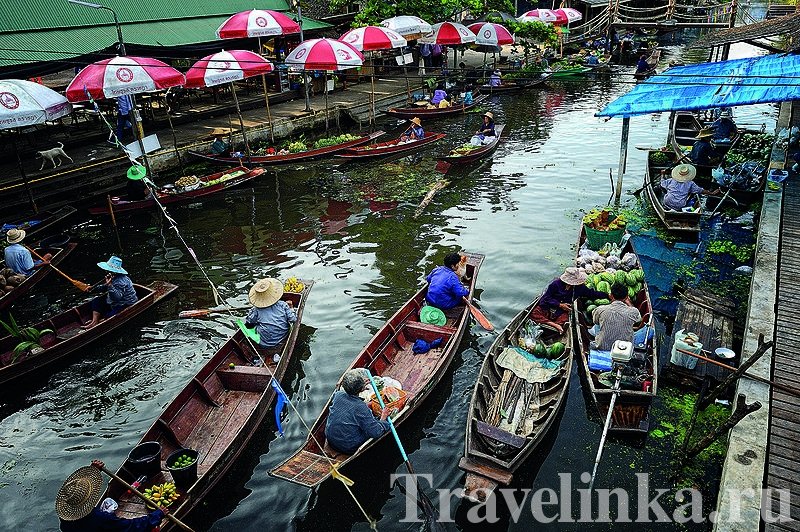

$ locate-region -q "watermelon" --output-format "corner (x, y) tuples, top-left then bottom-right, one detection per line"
(600, 272), (614, 285)
(628, 286), (637, 299)
(533, 343), (548, 357)
(596, 281), (611, 294)
(586, 277), (595, 289)
(626, 271), (638, 287)
(634, 269), (645, 282)
(548, 342), (566, 358)
(594, 298), (611, 306)
(586, 304), (597, 314)
(615, 271), (627, 286)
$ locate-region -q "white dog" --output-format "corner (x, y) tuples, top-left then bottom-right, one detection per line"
(36, 142), (73, 170)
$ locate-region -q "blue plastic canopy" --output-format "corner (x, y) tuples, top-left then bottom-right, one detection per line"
(597, 53), (800, 118)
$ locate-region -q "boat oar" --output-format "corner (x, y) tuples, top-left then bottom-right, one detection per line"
(588, 367), (622, 491)
(178, 306), (250, 318)
(25, 246), (90, 292)
(364, 370), (442, 529)
(91, 462), (195, 532)
(463, 297), (494, 331)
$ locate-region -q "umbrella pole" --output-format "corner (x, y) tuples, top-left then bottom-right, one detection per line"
(128, 96), (153, 179)
(324, 71), (329, 131)
(164, 102), (184, 174)
(370, 53), (376, 127)
(13, 136), (38, 214)
(258, 37), (275, 144)
(229, 82), (251, 158)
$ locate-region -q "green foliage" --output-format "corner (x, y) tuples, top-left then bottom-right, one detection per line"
(648, 150), (672, 166)
(492, 18), (558, 46)
(0, 314), (53, 364)
(338, 0), (513, 28)
(706, 240), (754, 263)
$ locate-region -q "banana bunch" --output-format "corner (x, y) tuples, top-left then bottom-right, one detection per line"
(143, 482), (180, 508)
(283, 277), (304, 293)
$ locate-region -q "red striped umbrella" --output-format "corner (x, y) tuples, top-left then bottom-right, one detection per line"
(518, 9), (558, 23)
(339, 26), (407, 52)
(553, 8), (583, 24)
(216, 9), (300, 39)
(65, 56), (185, 102)
(420, 22), (477, 45)
(184, 50), (274, 88)
(467, 22), (515, 46)
(285, 38), (364, 71)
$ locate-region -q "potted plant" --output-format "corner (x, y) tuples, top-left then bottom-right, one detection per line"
(0, 314), (54, 364)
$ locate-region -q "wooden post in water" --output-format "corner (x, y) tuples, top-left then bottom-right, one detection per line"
(614, 116), (630, 205)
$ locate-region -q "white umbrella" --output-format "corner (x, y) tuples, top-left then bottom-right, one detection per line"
(0, 80), (73, 212)
(381, 16), (433, 39)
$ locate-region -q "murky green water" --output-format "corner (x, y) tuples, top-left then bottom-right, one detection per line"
(0, 42), (775, 531)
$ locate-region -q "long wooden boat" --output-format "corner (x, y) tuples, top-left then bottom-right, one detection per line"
(572, 226), (657, 434)
(336, 132), (446, 160)
(270, 253), (484, 487)
(1, 206), (77, 240)
(633, 49), (661, 81)
(88, 167), (264, 215)
(0, 243), (77, 311)
(549, 64), (592, 78)
(459, 292), (572, 501)
(386, 94), (487, 119)
(669, 111), (704, 152)
(435, 124), (505, 174)
(104, 281), (313, 530)
(0, 281), (177, 386)
(479, 83), (525, 94)
(187, 131), (384, 166)
(644, 151), (702, 235)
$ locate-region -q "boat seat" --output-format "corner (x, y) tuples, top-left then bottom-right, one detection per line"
(474, 420), (527, 449)
(322, 440), (350, 461)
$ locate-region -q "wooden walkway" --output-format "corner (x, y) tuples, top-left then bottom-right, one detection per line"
(765, 175), (800, 529)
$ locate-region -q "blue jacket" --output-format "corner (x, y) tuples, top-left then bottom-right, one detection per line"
(245, 300), (296, 348)
(93, 274), (138, 310)
(425, 266), (468, 310)
(325, 391), (390, 454)
(4, 243), (37, 276)
(60, 507), (163, 532)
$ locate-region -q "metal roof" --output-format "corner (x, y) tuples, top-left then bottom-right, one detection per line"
(691, 12), (800, 50)
(597, 53), (800, 117)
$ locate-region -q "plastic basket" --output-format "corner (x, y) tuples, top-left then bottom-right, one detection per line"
(584, 225), (624, 250)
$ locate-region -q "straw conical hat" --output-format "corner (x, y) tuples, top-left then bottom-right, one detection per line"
(55, 466), (103, 521)
(248, 277), (284, 308)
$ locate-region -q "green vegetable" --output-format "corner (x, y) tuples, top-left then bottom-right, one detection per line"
(548, 342), (566, 358)
(596, 281), (611, 294)
(628, 286), (637, 299)
(594, 298), (610, 306)
(586, 304), (597, 313)
(600, 272), (614, 285)
(626, 271), (638, 287)
(533, 342), (548, 357)
(615, 271), (627, 286)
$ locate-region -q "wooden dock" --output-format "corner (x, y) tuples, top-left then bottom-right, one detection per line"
(663, 288), (736, 387)
(765, 175), (800, 529)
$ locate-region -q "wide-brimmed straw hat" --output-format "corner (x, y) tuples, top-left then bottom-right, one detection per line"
(671, 164), (697, 182)
(410, 117), (422, 126)
(55, 466), (104, 521)
(694, 127), (714, 139)
(97, 255), (128, 275)
(248, 277), (284, 308)
(6, 228), (25, 244)
(560, 267), (588, 286)
(483, 112), (494, 120)
(126, 165), (146, 181)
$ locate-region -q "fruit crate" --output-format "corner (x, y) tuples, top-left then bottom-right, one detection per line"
(584, 225), (625, 250)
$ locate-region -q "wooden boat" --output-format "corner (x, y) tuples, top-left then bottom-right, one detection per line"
(104, 281), (312, 530)
(633, 49), (661, 81)
(386, 94), (487, 119)
(88, 167), (264, 215)
(187, 131), (384, 166)
(336, 132), (446, 160)
(644, 151), (702, 235)
(459, 293), (572, 501)
(0, 243), (77, 311)
(1, 206), (77, 240)
(435, 124), (505, 174)
(270, 253), (484, 487)
(0, 281), (177, 386)
(572, 226), (657, 434)
(669, 111), (704, 152)
(549, 64), (592, 78)
(479, 83), (525, 94)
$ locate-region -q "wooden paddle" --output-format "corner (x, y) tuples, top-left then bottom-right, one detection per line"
(26, 246), (90, 292)
(92, 462), (195, 532)
(463, 297), (493, 331)
(178, 306), (250, 318)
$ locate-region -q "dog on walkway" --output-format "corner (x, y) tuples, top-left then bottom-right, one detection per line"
(36, 142), (73, 170)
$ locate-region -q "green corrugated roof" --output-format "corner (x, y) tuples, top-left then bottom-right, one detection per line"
(0, 12), (332, 68)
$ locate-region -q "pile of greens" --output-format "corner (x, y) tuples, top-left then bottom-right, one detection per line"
(313, 134), (361, 149)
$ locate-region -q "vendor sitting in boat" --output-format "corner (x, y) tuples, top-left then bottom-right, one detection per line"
(400, 117), (424, 141)
(461, 84), (474, 105)
(688, 127), (721, 166)
(325, 369), (391, 455)
(428, 84), (450, 108)
(425, 252), (469, 319)
(210, 129), (231, 156)
(244, 277), (296, 362)
(585, 53), (600, 66)
(591, 283), (643, 351)
(532, 267), (606, 334)
(661, 164), (719, 212)
(83, 256), (138, 329)
(489, 69), (502, 87)
(711, 109), (738, 143)
(57, 460), (165, 532)
(635, 54), (651, 74)
(3, 228), (51, 276)
(469, 112), (496, 146)
(125, 165), (151, 202)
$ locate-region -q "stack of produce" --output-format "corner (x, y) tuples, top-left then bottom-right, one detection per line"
(142, 482), (180, 508)
(575, 245), (646, 303)
(726, 133), (775, 164)
(313, 134), (360, 149)
(205, 169), (246, 187)
(287, 141), (308, 153)
(583, 208), (626, 232)
(448, 144), (480, 157)
(174, 175), (200, 191)
(516, 319), (566, 359)
(169, 453), (196, 469)
(283, 277), (304, 293)
(0, 267), (27, 295)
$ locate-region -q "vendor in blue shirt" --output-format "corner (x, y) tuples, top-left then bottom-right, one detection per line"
(401, 116), (424, 141)
(3, 228), (51, 276)
(689, 127), (721, 166)
(661, 164), (719, 211)
(83, 256), (138, 329)
(58, 460), (165, 532)
(244, 277), (296, 362)
(325, 369), (391, 455)
(711, 109), (738, 142)
(425, 253), (469, 317)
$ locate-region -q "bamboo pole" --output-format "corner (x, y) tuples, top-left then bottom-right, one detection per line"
(229, 82), (251, 157)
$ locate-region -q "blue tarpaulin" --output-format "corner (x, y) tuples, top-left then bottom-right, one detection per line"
(597, 53), (800, 118)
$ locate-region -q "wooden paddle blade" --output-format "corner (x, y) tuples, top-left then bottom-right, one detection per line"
(72, 279), (91, 292)
(178, 309), (211, 318)
(466, 300), (494, 331)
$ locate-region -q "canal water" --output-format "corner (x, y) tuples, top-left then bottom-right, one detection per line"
(0, 44), (773, 531)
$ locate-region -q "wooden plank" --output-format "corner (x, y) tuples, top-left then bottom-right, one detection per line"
(186, 390), (244, 468)
(203, 392), (261, 466)
(474, 420), (527, 449)
(769, 439), (800, 461)
(458, 457), (514, 484)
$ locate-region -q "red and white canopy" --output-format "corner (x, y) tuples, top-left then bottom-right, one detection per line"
(216, 9), (301, 39)
(339, 26), (407, 52)
(66, 56), (185, 102)
(553, 8), (583, 23)
(419, 22), (476, 45)
(380, 16), (432, 37)
(285, 38), (364, 71)
(467, 22), (515, 46)
(184, 50), (274, 88)
(518, 9), (558, 23)
(0, 79), (72, 129)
